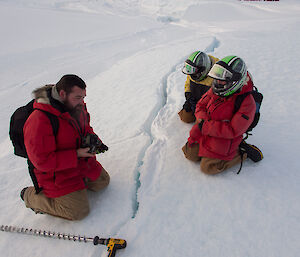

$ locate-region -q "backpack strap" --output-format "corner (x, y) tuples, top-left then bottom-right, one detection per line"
(234, 86), (259, 114)
(27, 159), (43, 194)
(34, 109), (59, 137)
(236, 151), (244, 175)
(29, 109), (59, 194)
(233, 91), (252, 114)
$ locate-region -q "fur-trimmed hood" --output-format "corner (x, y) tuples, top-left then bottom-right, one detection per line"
(32, 84), (63, 105)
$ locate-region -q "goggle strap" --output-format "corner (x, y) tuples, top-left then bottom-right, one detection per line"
(217, 61), (241, 81)
(185, 59), (197, 68)
(217, 61), (235, 74)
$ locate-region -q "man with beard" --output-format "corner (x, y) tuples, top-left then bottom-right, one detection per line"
(21, 74), (110, 220)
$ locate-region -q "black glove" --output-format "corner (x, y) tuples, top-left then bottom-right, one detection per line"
(185, 92), (192, 101)
(183, 100), (192, 112)
(184, 92), (198, 112)
(183, 92), (194, 112)
(189, 97), (197, 113)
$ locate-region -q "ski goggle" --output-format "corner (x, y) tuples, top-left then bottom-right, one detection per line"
(208, 64), (233, 81)
(182, 60), (205, 75)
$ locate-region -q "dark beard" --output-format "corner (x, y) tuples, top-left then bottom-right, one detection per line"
(67, 104), (84, 121)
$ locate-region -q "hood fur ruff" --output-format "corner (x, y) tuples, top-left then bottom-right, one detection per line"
(32, 84), (62, 104)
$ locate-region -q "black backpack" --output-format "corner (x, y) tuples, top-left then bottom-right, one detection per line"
(9, 99), (59, 193)
(234, 86), (263, 135)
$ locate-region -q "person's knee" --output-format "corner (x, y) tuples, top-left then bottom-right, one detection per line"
(101, 169), (110, 188)
(200, 163), (217, 175)
(178, 109), (196, 123)
(182, 142), (201, 162)
(200, 158), (223, 175)
(56, 190), (90, 220)
(88, 168), (110, 192)
(66, 203), (90, 221)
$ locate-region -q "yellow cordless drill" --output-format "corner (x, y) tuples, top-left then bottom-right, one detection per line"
(94, 237), (127, 257)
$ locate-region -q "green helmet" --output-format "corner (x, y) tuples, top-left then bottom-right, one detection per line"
(182, 51), (212, 81)
(208, 55), (247, 97)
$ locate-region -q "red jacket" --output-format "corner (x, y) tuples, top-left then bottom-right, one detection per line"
(24, 86), (102, 198)
(188, 73), (256, 160)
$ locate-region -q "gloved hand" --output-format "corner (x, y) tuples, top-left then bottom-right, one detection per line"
(184, 92), (198, 113)
(183, 92), (192, 112)
(183, 100), (192, 112)
(189, 97), (198, 113)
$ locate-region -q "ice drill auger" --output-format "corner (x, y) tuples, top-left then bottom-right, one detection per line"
(1, 225), (127, 257)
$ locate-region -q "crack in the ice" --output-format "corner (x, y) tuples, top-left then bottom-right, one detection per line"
(132, 36), (220, 219)
(131, 63), (179, 219)
(204, 36), (220, 54)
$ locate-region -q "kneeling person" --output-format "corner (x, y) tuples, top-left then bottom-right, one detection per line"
(21, 74), (110, 220)
(178, 51), (218, 123)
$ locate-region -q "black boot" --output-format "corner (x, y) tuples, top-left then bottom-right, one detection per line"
(239, 141), (263, 162)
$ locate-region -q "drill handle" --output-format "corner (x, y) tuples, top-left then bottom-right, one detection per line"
(93, 237), (127, 257)
(107, 245), (117, 257)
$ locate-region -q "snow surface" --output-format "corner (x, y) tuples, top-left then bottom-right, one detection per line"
(0, 0), (299, 256)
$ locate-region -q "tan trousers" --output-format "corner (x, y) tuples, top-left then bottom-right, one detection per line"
(182, 142), (246, 175)
(24, 168), (110, 220)
(178, 109), (196, 123)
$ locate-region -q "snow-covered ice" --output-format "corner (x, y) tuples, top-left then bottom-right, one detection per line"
(0, 0), (299, 256)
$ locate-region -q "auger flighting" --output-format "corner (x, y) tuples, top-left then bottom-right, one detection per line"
(0, 225), (127, 257)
